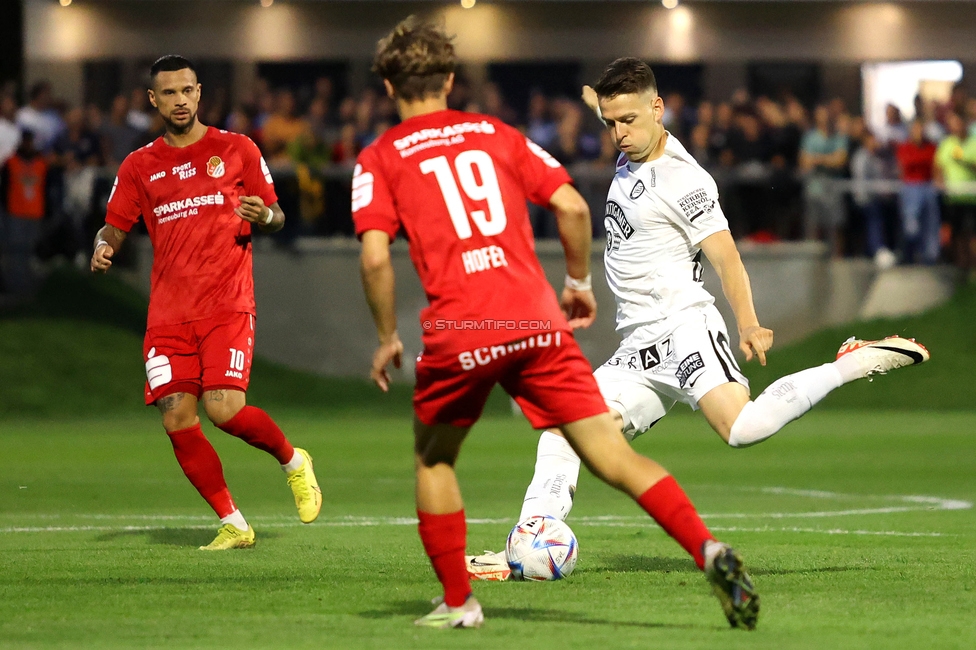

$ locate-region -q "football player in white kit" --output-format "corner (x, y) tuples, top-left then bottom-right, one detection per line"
(468, 59), (930, 587)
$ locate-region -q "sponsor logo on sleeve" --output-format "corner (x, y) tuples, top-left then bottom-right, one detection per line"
(351, 164), (374, 212)
(260, 156), (273, 184)
(675, 352), (706, 388)
(206, 156), (225, 178)
(677, 188), (716, 223)
(526, 140), (562, 169)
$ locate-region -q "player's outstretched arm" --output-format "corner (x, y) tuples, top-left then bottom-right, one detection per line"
(550, 183), (597, 329)
(235, 197), (285, 233)
(360, 229), (403, 392)
(700, 230), (773, 365)
(90, 224), (127, 273)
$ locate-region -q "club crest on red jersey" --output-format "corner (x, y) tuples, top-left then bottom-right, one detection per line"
(207, 156), (225, 178)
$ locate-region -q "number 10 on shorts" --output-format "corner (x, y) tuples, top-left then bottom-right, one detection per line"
(229, 348), (246, 372)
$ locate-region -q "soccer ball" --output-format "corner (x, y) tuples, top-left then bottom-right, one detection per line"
(505, 515), (578, 581)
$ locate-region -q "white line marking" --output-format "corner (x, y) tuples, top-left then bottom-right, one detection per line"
(1, 488), (968, 537)
(0, 519), (954, 538)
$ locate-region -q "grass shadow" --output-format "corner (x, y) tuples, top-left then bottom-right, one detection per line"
(359, 600), (708, 630)
(94, 527), (282, 547)
(752, 565), (869, 577)
(592, 555), (699, 574)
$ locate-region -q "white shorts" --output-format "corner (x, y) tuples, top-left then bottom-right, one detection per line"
(594, 305), (748, 440)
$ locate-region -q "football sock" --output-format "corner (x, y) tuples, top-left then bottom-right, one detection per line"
(166, 423), (237, 519)
(637, 476), (712, 570)
(217, 405), (295, 464)
(728, 363), (844, 448)
(417, 509), (470, 607)
(518, 430), (581, 522)
(220, 509), (249, 532)
(281, 450), (304, 473)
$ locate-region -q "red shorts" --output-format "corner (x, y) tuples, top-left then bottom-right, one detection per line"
(413, 330), (608, 429)
(142, 312), (255, 405)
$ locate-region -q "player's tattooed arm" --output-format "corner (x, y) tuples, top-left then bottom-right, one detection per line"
(236, 197), (285, 233)
(90, 225), (127, 273)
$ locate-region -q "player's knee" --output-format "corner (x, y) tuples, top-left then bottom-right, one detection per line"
(203, 390), (245, 426)
(157, 393), (197, 432)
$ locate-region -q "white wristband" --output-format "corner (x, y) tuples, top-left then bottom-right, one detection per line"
(95, 239), (109, 251)
(565, 273), (592, 292)
(262, 207), (274, 225)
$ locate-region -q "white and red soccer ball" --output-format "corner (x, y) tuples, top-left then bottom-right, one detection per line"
(506, 515), (578, 581)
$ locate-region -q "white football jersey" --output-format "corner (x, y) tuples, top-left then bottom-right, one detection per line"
(603, 133), (729, 337)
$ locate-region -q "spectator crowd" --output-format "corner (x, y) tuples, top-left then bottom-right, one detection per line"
(4, 73), (976, 302)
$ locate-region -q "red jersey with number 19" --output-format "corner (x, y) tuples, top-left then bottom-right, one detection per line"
(105, 127), (277, 328)
(352, 109), (574, 355)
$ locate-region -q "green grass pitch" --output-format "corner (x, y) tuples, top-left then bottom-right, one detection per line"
(2, 271), (975, 647)
(2, 410), (975, 649)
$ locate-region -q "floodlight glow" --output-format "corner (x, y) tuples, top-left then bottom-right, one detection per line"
(260, 0), (273, 7)
(662, 0), (679, 9)
(59, 0), (72, 6)
(461, 0), (476, 8)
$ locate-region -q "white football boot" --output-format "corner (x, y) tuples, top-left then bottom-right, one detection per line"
(414, 595), (484, 629)
(464, 550), (511, 581)
(835, 335), (930, 378)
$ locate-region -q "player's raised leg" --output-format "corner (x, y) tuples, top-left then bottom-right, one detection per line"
(412, 419), (484, 629)
(156, 391), (254, 550)
(560, 412), (759, 630)
(702, 336), (930, 448)
(203, 388), (322, 523)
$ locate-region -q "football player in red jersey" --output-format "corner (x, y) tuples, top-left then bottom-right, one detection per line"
(90, 56), (321, 550)
(355, 18), (758, 630)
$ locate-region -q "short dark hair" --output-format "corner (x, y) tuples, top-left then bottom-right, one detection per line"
(373, 16), (456, 102)
(593, 58), (657, 99)
(149, 55), (197, 87)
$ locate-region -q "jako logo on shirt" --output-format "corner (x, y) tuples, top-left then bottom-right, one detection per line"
(149, 171), (166, 182)
(153, 193), (225, 217)
(206, 156), (225, 178)
(145, 347), (172, 390)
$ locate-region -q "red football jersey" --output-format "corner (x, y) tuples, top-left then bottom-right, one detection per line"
(352, 109), (574, 354)
(106, 127), (277, 328)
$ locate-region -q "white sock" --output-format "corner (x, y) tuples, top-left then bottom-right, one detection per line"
(281, 450), (304, 473)
(220, 509), (249, 531)
(518, 431), (581, 522)
(728, 363), (844, 448)
(833, 353), (867, 384)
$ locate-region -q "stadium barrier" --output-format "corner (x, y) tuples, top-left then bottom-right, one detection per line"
(117, 236), (956, 379)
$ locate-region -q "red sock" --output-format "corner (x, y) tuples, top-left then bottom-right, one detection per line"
(417, 510), (471, 607)
(167, 424), (237, 518)
(217, 405), (295, 465)
(637, 476), (713, 570)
